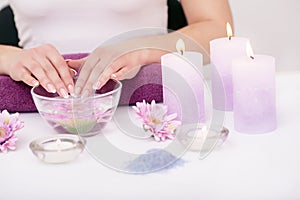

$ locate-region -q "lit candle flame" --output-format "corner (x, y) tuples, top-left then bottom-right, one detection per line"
(226, 22), (233, 40)
(176, 39), (185, 55)
(246, 42), (255, 59)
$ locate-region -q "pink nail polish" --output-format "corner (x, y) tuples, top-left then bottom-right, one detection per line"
(68, 84), (74, 94)
(32, 80), (39, 86)
(65, 59), (72, 63)
(111, 74), (117, 79)
(94, 80), (104, 90)
(47, 84), (56, 93)
(70, 68), (78, 77)
(93, 82), (98, 90)
(60, 88), (69, 98)
(82, 90), (90, 98)
(75, 86), (81, 95)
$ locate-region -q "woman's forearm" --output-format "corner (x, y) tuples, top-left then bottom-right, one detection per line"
(115, 30), (209, 66)
(120, 0), (233, 65)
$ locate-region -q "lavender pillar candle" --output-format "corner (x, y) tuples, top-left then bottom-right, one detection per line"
(161, 50), (205, 123)
(232, 53), (277, 133)
(210, 23), (249, 111)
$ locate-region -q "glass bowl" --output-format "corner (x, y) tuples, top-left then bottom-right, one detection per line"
(31, 79), (122, 137)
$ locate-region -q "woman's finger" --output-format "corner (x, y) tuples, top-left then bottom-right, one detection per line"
(37, 56), (70, 98)
(80, 60), (110, 97)
(74, 54), (102, 96)
(112, 65), (141, 80)
(43, 45), (74, 96)
(111, 66), (130, 80)
(23, 59), (57, 93)
(92, 59), (124, 90)
(15, 66), (39, 87)
(69, 68), (78, 77)
(66, 58), (86, 71)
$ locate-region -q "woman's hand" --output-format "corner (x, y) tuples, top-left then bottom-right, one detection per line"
(4, 44), (74, 98)
(67, 32), (201, 98)
(68, 44), (163, 97)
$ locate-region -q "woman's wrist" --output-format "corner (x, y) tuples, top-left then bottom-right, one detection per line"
(0, 45), (22, 75)
(139, 48), (166, 66)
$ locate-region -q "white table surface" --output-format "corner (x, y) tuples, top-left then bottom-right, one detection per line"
(1, 70), (300, 200)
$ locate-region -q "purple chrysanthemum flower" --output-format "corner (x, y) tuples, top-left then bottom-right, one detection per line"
(132, 100), (181, 142)
(0, 110), (24, 153)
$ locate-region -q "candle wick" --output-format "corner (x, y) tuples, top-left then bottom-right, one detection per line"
(250, 56), (255, 60)
(180, 50), (183, 56)
(228, 36), (232, 40)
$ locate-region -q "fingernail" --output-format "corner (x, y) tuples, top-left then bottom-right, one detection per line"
(47, 84), (56, 93)
(75, 86), (81, 95)
(70, 68), (78, 77)
(65, 59), (72, 63)
(92, 83), (98, 90)
(111, 74), (117, 79)
(67, 84), (74, 95)
(60, 88), (69, 98)
(81, 90), (90, 98)
(93, 81), (102, 90)
(32, 80), (39, 87)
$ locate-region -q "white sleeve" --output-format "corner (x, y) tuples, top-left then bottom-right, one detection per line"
(0, 0), (9, 10)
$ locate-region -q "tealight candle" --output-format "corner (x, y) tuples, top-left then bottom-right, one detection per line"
(30, 134), (86, 163)
(188, 125), (208, 151)
(161, 39), (205, 123)
(232, 43), (277, 133)
(176, 124), (229, 153)
(210, 23), (249, 111)
(42, 138), (74, 151)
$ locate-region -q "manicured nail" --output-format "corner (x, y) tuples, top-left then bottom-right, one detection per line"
(69, 68), (78, 77)
(111, 74), (117, 79)
(92, 82), (99, 90)
(60, 88), (69, 98)
(81, 90), (90, 98)
(67, 84), (74, 95)
(93, 81), (103, 90)
(75, 86), (81, 95)
(32, 80), (39, 87)
(47, 84), (56, 93)
(65, 59), (72, 64)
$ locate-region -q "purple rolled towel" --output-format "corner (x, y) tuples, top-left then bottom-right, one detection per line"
(120, 63), (163, 105)
(0, 53), (162, 112)
(0, 75), (36, 112)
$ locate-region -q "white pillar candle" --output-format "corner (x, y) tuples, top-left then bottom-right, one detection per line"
(232, 44), (277, 133)
(210, 23), (249, 111)
(161, 39), (205, 123)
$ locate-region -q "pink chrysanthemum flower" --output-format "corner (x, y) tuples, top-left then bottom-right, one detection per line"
(0, 110), (24, 153)
(132, 100), (181, 142)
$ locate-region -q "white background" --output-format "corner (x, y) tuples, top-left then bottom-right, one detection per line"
(1, 0), (300, 71)
(229, 0), (300, 71)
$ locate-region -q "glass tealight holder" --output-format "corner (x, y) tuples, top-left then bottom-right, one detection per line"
(30, 134), (86, 164)
(177, 124), (229, 156)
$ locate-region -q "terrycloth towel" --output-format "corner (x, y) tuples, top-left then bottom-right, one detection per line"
(0, 53), (162, 112)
